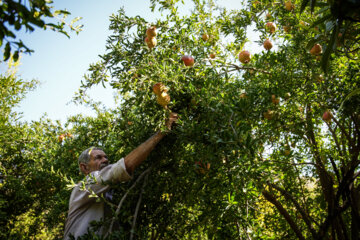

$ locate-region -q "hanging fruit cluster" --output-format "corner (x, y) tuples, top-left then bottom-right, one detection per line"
(152, 83), (170, 109)
(145, 26), (157, 49)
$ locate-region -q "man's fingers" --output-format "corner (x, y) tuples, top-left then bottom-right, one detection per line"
(164, 112), (178, 131)
(169, 112), (178, 118)
(169, 112), (179, 121)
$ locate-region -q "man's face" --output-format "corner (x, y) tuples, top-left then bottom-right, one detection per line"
(86, 149), (109, 173)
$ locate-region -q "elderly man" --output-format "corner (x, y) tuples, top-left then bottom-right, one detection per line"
(64, 113), (177, 239)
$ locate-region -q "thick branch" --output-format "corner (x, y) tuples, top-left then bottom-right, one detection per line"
(353, 171), (360, 181)
(350, 114), (360, 138)
(268, 183), (317, 238)
(350, 182), (360, 239)
(336, 162), (360, 205)
(262, 189), (305, 240)
(316, 169), (360, 239)
(305, 105), (335, 205)
(316, 201), (351, 239)
(329, 156), (341, 184)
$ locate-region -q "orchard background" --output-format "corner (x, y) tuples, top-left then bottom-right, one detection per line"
(1, 0), (359, 239)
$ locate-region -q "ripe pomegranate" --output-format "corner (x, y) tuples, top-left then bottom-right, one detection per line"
(181, 55), (195, 67)
(263, 110), (274, 120)
(310, 44), (322, 56)
(238, 50), (251, 64)
(209, 53), (216, 59)
(240, 93), (248, 99)
(265, 22), (276, 34)
(58, 134), (65, 142)
(145, 37), (157, 49)
(152, 83), (167, 95)
(202, 33), (209, 41)
(315, 74), (324, 83)
(283, 25), (291, 33)
(66, 133), (73, 138)
(285, 1), (294, 11)
(195, 161), (210, 174)
(322, 110), (333, 122)
(263, 39), (273, 50)
(156, 92), (170, 107)
(284, 149), (291, 156)
(337, 33), (343, 46)
(146, 26), (157, 38)
(271, 95), (280, 105)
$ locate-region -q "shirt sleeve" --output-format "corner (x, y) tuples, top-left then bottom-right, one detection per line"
(109, 157), (132, 182)
(86, 158), (132, 195)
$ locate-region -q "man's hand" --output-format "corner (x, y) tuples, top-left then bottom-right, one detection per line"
(165, 112), (178, 131)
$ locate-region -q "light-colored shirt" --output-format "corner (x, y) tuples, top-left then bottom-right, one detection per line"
(63, 158), (131, 239)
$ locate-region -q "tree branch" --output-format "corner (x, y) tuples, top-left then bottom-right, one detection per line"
(262, 189), (306, 240)
(350, 114), (360, 164)
(350, 182), (360, 240)
(267, 183), (317, 238)
(329, 156), (341, 184)
(332, 116), (354, 150)
(326, 121), (346, 162)
(130, 173), (148, 240)
(228, 63), (271, 74)
(291, 158), (320, 227)
(305, 104), (335, 205)
(316, 201), (351, 239)
(105, 167), (152, 237)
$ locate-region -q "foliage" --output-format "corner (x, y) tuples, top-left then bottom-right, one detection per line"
(74, 0), (359, 238)
(0, 56), (38, 123)
(0, 0), (83, 61)
(300, 0), (360, 72)
(1, 0), (359, 239)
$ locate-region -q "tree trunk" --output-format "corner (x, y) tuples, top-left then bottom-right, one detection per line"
(351, 184), (360, 239)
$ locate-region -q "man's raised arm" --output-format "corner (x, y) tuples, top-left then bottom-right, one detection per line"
(124, 112), (178, 174)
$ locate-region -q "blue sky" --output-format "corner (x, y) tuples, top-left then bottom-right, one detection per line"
(3, 0), (246, 124)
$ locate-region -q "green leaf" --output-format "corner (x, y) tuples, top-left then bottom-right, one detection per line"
(321, 25), (337, 73)
(13, 51), (19, 62)
(54, 10), (71, 16)
(59, 30), (70, 38)
(3, 42), (11, 61)
(70, 16), (82, 25)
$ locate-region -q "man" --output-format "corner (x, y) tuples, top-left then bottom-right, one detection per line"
(63, 113), (178, 239)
